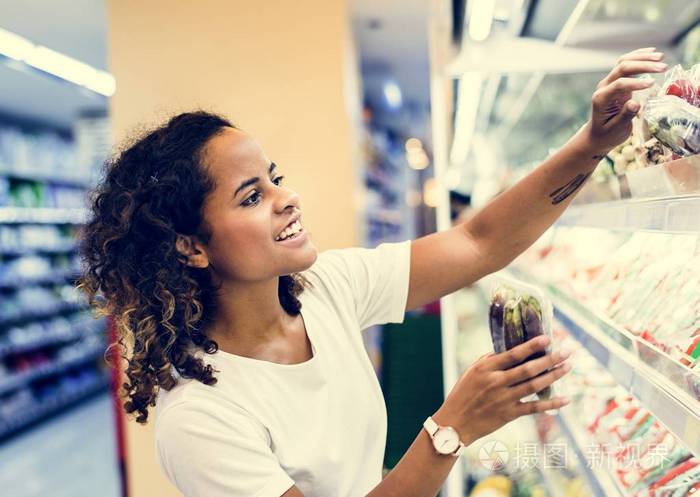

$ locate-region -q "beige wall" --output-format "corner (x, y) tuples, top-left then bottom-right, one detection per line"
(107, 1), (361, 495)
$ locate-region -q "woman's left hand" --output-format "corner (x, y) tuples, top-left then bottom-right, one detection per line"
(582, 47), (667, 156)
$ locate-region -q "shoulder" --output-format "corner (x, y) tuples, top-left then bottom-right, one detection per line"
(155, 379), (269, 444)
(301, 241), (411, 289)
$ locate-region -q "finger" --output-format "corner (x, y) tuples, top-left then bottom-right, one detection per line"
(605, 99), (641, 129)
(602, 61), (667, 85)
(487, 336), (550, 371)
(515, 396), (571, 416)
(596, 77), (655, 101)
(509, 362), (571, 401)
(592, 78), (653, 120)
(618, 47), (659, 58)
(501, 349), (571, 386)
(618, 51), (664, 64)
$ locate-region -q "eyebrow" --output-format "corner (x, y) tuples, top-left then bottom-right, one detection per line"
(234, 162), (277, 198)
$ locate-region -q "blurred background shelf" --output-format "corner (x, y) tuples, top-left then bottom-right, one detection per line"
(0, 322), (100, 360)
(0, 242), (78, 256)
(0, 170), (92, 189)
(0, 269), (78, 289)
(0, 303), (89, 328)
(0, 207), (87, 225)
(0, 374), (110, 442)
(0, 344), (105, 396)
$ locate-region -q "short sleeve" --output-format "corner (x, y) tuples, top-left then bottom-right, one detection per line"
(305, 240), (411, 330)
(156, 402), (295, 497)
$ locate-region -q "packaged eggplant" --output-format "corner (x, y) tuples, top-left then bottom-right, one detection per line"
(488, 277), (555, 400)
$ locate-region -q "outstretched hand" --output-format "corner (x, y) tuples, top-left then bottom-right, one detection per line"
(583, 47), (667, 156)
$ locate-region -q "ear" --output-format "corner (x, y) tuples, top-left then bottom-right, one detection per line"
(175, 235), (209, 269)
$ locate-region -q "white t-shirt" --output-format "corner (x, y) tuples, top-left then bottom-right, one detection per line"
(154, 240), (412, 497)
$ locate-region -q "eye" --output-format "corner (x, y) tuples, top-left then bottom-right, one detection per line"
(241, 190), (261, 207)
(273, 175), (285, 186)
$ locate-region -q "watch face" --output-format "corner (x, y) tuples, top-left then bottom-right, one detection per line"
(433, 427), (460, 455)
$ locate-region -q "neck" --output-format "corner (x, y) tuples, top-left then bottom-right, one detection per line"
(208, 276), (292, 351)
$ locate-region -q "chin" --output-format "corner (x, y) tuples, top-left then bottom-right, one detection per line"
(295, 244), (318, 272)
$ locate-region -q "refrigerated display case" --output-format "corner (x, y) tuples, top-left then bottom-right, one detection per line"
(428, 1), (700, 496)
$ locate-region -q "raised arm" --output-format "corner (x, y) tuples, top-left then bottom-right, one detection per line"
(406, 48), (666, 312)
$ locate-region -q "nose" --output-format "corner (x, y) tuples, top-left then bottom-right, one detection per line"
(274, 186), (301, 214)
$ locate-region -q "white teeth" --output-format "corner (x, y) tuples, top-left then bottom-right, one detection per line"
(276, 220), (303, 241)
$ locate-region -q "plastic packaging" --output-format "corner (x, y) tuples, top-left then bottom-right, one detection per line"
(644, 64), (700, 157)
(488, 276), (555, 400)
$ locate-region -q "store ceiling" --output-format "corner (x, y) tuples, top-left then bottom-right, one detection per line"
(2, 0), (431, 134)
(349, 0), (432, 126)
(0, 0), (108, 132)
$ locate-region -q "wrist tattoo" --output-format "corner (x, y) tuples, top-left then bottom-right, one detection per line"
(549, 173), (592, 205)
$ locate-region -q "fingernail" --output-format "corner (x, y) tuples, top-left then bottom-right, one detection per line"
(561, 397), (570, 405)
(629, 101), (640, 112)
(563, 363), (572, 373)
(539, 336), (551, 346)
(559, 348), (572, 360)
(656, 63), (668, 69)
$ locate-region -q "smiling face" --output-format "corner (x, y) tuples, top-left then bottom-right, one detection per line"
(197, 127), (317, 282)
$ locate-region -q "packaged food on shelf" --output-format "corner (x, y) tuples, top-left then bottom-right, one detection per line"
(552, 328), (699, 497)
(516, 229), (700, 399)
(0, 127), (82, 184)
(644, 64), (700, 157)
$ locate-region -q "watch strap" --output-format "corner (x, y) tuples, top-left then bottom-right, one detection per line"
(423, 416), (439, 437)
(423, 416), (467, 457)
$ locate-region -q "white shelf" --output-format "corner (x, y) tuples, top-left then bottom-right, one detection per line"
(0, 207), (87, 224)
(558, 196), (700, 233)
(508, 269), (700, 456)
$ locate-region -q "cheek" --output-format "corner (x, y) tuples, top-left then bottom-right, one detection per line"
(208, 212), (274, 277)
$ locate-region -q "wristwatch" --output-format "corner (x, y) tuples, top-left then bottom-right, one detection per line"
(423, 416), (466, 457)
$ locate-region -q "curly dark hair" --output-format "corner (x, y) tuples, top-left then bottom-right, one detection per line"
(78, 111), (308, 423)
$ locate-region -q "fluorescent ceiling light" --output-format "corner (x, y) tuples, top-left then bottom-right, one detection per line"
(450, 73), (483, 166)
(0, 27), (115, 97)
(383, 81), (402, 108)
(469, 0), (496, 42)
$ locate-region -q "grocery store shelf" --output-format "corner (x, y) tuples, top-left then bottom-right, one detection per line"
(0, 170), (92, 189)
(0, 268), (78, 289)
(555, 411), (626, 497)
(507, 268), (700, 455)
(0, 374), (110, 442)
(0, 302), (88, 328)
(0, 242), (78, 256)
(367, 207), (403, 226)
(0, 325), (99, 360)
(558, 195), (700, 233)
(551, 296), (700, 454)
(0, 207), (87, 225)
(0, 345), (105, 396)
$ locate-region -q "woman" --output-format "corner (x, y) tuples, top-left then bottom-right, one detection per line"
(80, 48), (665, 497)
